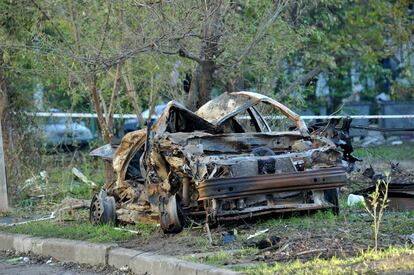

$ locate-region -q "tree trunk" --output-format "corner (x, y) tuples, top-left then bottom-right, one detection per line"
(107, 63), (122, 131)
(88, 73), (114, 183)
(186, 62), (216, 111)
(123, 71), (146, 126)
(0, 50), (10, 176)
(186, 65), (202, 111)
(198, 60), (215, 107)
(185, 0), (222, 110)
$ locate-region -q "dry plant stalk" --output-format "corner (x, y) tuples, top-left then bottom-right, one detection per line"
(364, 171), (390, 252)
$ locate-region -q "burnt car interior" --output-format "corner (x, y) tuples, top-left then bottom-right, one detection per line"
(90, 92), (356, 233)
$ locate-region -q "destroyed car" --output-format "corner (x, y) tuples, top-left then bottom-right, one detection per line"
(90, 92), (356, 233)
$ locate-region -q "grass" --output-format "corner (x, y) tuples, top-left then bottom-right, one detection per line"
(380, 212), (414, 235)
(0, 221), (135, 243)
(11, 149), (105, 206)
(183, 250), (233, 266)
(257, 210), (338, 230)
(238, 247), (259, 257)
(193, 236), (210, 250)
(237, 246), (414, 274)
(131, 223), (159, 239)
(353, 143), (414, 160)
(7, 149), (106, 220)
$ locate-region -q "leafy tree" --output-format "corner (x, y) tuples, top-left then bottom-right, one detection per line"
(280, 0), (414, 110)
(142, 0), (304, 109)
(0, 0), (44, 186)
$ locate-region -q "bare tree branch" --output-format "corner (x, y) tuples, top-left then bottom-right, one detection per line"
(233, 0), (289, 66)
(276, 66), (322, 100)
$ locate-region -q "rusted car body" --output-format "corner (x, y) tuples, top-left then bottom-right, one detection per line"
(90, 92), (354, 233)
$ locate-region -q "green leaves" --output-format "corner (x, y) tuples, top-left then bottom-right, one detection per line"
(1, 0), (412, 113)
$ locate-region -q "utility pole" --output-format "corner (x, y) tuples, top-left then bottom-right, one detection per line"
(0, 120), (8, 211)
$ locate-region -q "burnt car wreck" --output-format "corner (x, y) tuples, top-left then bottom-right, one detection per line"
(90, 92), (356, 233)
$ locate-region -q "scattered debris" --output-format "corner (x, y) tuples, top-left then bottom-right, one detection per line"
(205, 220), (213, 245)
(360, 183), (414, 211)
(254, 241), (289, 256)
(408, 234), (414, 245)
(2, 196), (92, 227)
(46, 258), (53, 265)
(247, 229), (269, 240)
(114, 227), (140, 234)
(119, 265), (130, 272)
(222, 231), (236, 244)
(21, 171), (48, 191)
(72, 167), (97, 187)
(358, 163), (414, 211)
(7, 257), (22, 264)
(362, 137), (385, 147)
(294, 248), (327, 257)
(347, 194), (365, 206)
(4, 212), (56, 227)
(55, 197), (91, 222)
(255, 236), (281, 249)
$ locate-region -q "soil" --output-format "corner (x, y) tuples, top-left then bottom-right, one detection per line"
(117, 208), (412, 264)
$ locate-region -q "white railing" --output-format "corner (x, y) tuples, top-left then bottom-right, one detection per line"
(28, 112), (414, 120)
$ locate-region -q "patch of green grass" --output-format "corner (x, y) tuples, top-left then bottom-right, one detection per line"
(353, 201), (366, 209)
(313, 210), (337, 221)
(198, 250), (233, 266)
(354, 143), (414, 160)
(237, 246), (414, 274)
(238, 247), (259, 257)
(257, 217), (283, 228)
(381, 212), (414, 235)
(12, 151), (105, 206)
(0, 221), (134, 243)
(338, 211), (364, 222)
(131, 223), (159, 239)
(257, 210), (337, 231)
(194, 236), (210, 250)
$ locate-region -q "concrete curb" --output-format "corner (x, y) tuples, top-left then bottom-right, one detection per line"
(0, 232), (238, 275)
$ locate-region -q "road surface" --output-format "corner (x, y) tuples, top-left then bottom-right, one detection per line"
(0, 254), (119, 275)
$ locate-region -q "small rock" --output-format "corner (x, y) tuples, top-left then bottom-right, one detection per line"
(255, 236), (281, 249)
(46, 258), (53, 264)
